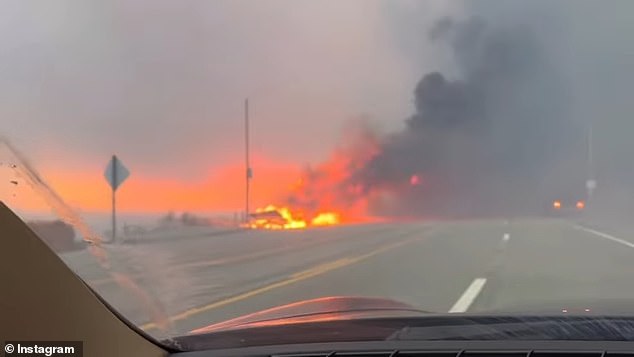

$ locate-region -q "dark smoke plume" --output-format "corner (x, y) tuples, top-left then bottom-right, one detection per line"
(353, 17), (584, 217)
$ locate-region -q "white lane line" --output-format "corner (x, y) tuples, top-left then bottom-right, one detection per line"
(502, 233), (510, 242)
(449, 278), (487, 313)
(574, 225), (634, 248)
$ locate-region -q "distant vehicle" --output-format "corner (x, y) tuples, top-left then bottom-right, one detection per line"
(549, 196), (586, 216)
(249, 210), (288, 228)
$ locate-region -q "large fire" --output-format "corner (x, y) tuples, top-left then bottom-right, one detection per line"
(246, 122), (382, 230)
(247, 204), (340, 230)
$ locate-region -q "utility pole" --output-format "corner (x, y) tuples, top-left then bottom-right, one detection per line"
(586, 117), (596, 202)
(245, 98), (252, 223)
(112, 155), (117, 242)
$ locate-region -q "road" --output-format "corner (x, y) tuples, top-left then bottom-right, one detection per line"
(59, 218), (634, 340)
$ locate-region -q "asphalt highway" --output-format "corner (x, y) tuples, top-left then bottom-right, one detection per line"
(59, 218), (634, 339)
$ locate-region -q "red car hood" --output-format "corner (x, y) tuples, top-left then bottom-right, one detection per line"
(191, 296), (427, 334)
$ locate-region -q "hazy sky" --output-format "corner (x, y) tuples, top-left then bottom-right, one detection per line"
(0, 0), (456, 180)
(3, 0), (634, 214)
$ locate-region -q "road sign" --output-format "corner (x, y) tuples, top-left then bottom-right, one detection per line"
(586, 179), (597, 190)
(104, 155), (130, 191)
(104, 155), (130, 243)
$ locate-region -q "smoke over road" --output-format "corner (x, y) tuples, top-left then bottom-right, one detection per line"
(279, 13), (588, 219)
(351, 16), (583, 217)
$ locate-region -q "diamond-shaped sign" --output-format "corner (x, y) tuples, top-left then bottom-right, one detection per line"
(104, 155), (130, 191)
(586, 179), (597, 190)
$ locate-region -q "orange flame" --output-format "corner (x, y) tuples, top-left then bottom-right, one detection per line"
(247, 122), (384, 230)
(246, 204), (340, 230)
(311, 212), (339, 226)
(410, 174), (421, 186)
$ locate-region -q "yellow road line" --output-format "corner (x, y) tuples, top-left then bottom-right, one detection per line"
(140, 237), (419, 331)
(89, 243), (313, 287)
(88, 231), (368, 287)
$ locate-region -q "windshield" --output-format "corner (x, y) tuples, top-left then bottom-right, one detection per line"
(3, 0), (634, 346)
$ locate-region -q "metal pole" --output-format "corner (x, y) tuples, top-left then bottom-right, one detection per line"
(588, 119), (593, 178)
(587, 118), (594, 202)
(245, 98), (250, 223)
(112, 155), (117, 243)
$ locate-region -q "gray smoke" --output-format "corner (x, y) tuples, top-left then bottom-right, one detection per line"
(353, 16), (584, 217)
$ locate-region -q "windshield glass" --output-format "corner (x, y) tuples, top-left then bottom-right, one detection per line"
(3, 0), (634, 345)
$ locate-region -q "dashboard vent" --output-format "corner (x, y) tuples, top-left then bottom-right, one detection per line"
(461, 352), (530, 357)
(335, 353), (394, 357)
(272, 353), (393, 357)
(531, 352), (603, 357)
(272, 354), (332, 357)
(399, 352), (461, 357)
